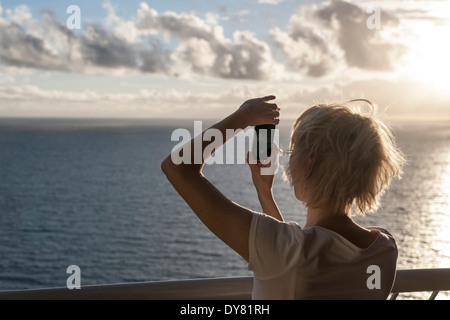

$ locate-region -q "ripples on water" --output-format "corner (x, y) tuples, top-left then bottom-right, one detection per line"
(0, 118), (449, 299)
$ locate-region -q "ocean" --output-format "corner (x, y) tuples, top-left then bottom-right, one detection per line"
(0, 117), (449, 299)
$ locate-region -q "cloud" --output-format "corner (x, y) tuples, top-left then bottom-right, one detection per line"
(2, 76), (449, 120)
(0, 5), (175, 76)
(4, 4), (33, 25)
(316, 0), (404, 70)
(270, 0), (406, 77)
(270, 24), (339, 78)
(1, 1), (448, 120)
(0, 1), (408, 80)
(135, 3), (279, 79)
(0, 21), (67, 71)
(258, 0), (283, 4)
(0, 83), (260, 118)
(0, 2), (282, 80)
(81, 25), (137, 69)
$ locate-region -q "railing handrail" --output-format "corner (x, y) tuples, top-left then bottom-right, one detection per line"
(0, 268), (449, 300)
(392, 268), (450, 293)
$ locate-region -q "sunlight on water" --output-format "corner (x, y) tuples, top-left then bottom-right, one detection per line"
(395, 123), (450, 299)
(431, 151), (450, 268)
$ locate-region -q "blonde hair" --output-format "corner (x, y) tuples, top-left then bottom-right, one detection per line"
(284, 99), (405, 216)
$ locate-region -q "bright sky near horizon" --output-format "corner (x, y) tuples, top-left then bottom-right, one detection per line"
(0, 0), (450, 119)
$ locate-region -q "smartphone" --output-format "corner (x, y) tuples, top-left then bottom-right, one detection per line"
(254, 124), (276, 161)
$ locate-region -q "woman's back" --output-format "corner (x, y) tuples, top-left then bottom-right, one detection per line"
(248, 212), (398, 300)
(309, 215), (381, 249)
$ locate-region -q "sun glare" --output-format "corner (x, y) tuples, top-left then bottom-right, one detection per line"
(402, 19), (450, 94)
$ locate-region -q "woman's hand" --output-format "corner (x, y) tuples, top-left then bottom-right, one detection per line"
(235, 95), (280, 127)
(246, 143), (279, 192)
(246, 143), (284, 221)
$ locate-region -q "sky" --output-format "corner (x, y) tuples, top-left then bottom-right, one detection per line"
(0, 0), (450, 120)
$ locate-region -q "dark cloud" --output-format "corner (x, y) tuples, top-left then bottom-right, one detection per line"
(270, 25), (338, 77)
(139, 38), (172, 74)
(0, 9), (173, 75)
(81, 25), (138, 69)
(0, 22), (66, 71)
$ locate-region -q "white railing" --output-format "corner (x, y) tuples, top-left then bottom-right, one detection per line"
(0, 268), (449, 300)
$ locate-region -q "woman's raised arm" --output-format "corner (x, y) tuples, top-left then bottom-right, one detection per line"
(161, 96), (279, 262)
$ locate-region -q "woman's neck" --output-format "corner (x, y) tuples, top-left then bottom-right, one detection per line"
(304, 206), (353, 229)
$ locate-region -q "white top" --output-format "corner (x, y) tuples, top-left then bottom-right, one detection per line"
(248, 212), (398, 300)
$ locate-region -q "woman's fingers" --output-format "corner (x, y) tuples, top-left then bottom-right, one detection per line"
(238, 95), (280, 126)
(262, 95), (276, 102)
(260, 103), (280, 124)
(260, 143), (279, 175)
(258, 143), (279, 167)
(247, 144), (279, 168)
(270, 103), (280, 111)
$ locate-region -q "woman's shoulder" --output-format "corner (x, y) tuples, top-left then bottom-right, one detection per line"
(367, 226), (397, 249)
(301, 224), (397, 251)
(366, 226), (396, 244)
(367, 226), (394, 236)
(252, 212), (305, 242)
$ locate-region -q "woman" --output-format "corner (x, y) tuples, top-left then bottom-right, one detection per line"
(161, 95), (405, 299)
